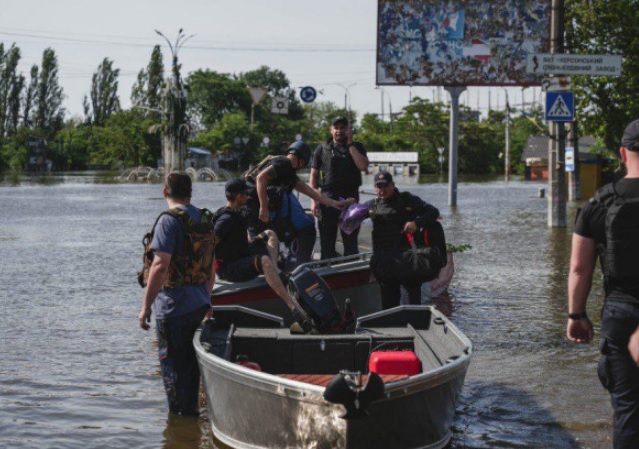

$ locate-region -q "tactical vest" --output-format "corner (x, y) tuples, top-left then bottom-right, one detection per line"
(592, 183), (639, 281)
(211, 206), (251, 264)
(242, 155), (277, 184)
(138, 207), (216, 289)
(318, 142), (362, 190)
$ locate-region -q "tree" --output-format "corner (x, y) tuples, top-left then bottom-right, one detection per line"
(0, 44), (22, 137)
(131, 45), (165, 120)
(186, 69), (250, 127)
(22, 65), (38, 128)
(566, 0), (639, 153)
(35, 48), (65, 134)
(86, 58), (120, 126)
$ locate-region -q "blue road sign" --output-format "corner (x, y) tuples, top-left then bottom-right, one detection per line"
(546, 92), (574, 122)
(300, 86), (317, 103)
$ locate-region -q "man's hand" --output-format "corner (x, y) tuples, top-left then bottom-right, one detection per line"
(566, 317), (593, 344)
(403, 221), (418, 234)
(629, 326), (639, 367)
(344, 197), (356, 207)
(259, 206), (270, 223)
(345, 128), (354, 145)
(139, 306), (152, 331)
(330, 198), (348, 210)
(311, 200), (320, 218)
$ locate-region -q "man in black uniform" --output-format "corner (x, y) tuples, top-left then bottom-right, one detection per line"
(214, 178), (296, 312)
(364, 171), (440, 310)
(567, 119), (639, 448)
(310, 116), (369, 259)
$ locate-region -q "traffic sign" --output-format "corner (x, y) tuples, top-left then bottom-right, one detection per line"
(271, 97), (289, 114)
(546, 92), (574, 122)
(565, 147), (575, 172)
(541, 76), (571, 92)
(248, 87), (268, 105)
(300, 86), (317, 103)
(526, 53), (622, 76)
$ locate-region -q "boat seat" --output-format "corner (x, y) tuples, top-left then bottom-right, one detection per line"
(278, 373), (408, 387)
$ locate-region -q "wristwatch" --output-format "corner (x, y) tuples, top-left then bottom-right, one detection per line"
(568, 312), (588, 320)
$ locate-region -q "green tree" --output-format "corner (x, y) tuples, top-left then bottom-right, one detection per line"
(86, 58), (120, 126)
(35, 48), (65, 135)
(0, 44), (21, 137)
(131, 45), (165, 120)
(566, 0), (639, 153)
(22, 65), (38, 128)
(186, 69), (250, 127)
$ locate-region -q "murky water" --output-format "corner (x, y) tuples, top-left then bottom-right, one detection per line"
(0, 173), (612, 448)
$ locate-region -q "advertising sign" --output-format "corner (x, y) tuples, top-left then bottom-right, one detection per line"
(376, 0), (551, 86)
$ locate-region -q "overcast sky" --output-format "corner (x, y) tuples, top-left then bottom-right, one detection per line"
(0, 0), (539, 124)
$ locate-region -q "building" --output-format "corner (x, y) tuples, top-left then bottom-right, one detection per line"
(367, 152), (420, 176)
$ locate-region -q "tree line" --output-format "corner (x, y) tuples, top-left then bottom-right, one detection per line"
(1, 0), (637, 174)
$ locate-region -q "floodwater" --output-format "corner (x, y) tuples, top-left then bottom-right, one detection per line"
(0, 172), (612, 449)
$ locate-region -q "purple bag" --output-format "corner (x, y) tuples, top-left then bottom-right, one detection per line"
(338, 203), (369, 235)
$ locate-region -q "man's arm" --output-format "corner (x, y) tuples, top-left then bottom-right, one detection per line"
(566, 233), (596, 343)
(407, 195), (440, 232)
(629, 326), (639, 366)
(139, 251), (171, 330)
(309, 168), (321, 217)
(348, 143), (369, 171)
(255, 169), (272, 222)
(294, 180), (349, 210)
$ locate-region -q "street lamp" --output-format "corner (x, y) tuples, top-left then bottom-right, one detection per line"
(375, 86), (393, 132)
(336, 82), (357, 123)
(502, 88), (511, 182)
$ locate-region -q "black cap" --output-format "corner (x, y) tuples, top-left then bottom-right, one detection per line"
(225, 178), (249, 195)
(622, 119), (639, 151)
(332, 116), (348, 127)
(374, 171), (393, 185)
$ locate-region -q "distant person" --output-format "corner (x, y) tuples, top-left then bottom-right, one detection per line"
(567, 119), (639, 448)
(213, 178), (297, 311)
(363, 171), (441, 309)
(310, 116), (369, 259)
(244, 141), (351, 268)
(138, 172), (216, 416)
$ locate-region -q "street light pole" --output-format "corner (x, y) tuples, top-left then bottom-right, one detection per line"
(503, 88), (511, 182)
(376, 86), (393, 132)
(337, 83), (356, 123)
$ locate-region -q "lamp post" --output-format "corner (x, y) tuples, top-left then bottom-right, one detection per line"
(336, 82), (356, 123)
(376, 86), (393, 132)
(437, 147), (445, 176)
(503, 88), (511, 182)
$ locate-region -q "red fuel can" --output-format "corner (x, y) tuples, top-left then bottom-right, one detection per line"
(368, 350), (422, 376)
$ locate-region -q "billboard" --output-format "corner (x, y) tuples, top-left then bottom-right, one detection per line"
(376, 0), (551, 86)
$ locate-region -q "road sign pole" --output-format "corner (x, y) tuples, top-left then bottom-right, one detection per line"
(568, 124), (581, 201)
(445, 86), (466, 207)
(548, 0), (567, 228)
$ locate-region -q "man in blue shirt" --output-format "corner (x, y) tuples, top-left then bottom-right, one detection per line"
(138, 172), (215, 416)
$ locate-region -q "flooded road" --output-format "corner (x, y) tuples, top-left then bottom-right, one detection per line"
(0, 174), (611, 448)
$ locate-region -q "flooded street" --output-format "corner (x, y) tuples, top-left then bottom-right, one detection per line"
(0, 174), (612, 448)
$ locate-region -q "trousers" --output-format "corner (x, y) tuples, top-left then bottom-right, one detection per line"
(599, 300), (639, 448)
(379, 280), (422, 310)
(319, 190), (360, 259)
(155, 305), (209, 416)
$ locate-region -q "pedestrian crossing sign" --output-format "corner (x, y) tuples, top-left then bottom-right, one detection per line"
(545, 92), (574, 122)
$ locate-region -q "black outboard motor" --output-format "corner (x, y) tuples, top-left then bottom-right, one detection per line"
(288, 268), (354, 334)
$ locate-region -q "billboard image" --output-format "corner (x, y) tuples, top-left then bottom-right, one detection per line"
(377, 0), (551, 86)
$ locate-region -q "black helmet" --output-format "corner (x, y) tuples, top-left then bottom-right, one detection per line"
(287, 140), (311, 164)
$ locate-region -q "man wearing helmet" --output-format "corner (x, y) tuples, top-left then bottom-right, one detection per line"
(247, 141), (350, 268)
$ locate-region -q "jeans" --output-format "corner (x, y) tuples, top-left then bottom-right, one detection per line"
(599, 300), (639, 448)
(155, 305), (209, 416)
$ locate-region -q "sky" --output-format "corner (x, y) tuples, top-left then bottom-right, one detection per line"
(0, 0), (542, 124)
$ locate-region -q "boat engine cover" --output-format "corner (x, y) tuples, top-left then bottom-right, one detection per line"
(288, 268), (341, 333)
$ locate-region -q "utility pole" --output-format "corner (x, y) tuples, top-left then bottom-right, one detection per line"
(504, 88), (511, 182)
(548, 0), (567, 227)
(568, 124), (581, 200)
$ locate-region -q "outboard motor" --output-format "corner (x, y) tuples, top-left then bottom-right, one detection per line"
(288, 268), (354, 334)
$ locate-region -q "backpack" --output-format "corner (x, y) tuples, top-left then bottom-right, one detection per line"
(369, 192), (447, 283)
(242, 155), (277, 184)
(138, 207), (216, 288)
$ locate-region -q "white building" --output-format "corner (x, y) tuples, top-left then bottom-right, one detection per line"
(366, 152), (420, 176)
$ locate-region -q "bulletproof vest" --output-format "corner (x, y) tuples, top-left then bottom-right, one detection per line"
(212, 206), (252, 263)
(369, 191), (414, 253)
(318, 142), (362, 190)
(593, 183), (639, 281)
(138, 207), (216, 289)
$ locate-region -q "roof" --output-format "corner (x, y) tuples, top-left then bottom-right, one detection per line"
(187, 147), (211, 156)
(367, 152), (418, 163)
(520, 135), (599, 162)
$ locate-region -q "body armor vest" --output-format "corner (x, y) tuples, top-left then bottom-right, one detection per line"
(593, 183), (639, 281)
(211, 206), (251, 264)
(138, 207), (216, 289)
(318, 143), (362, 190)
